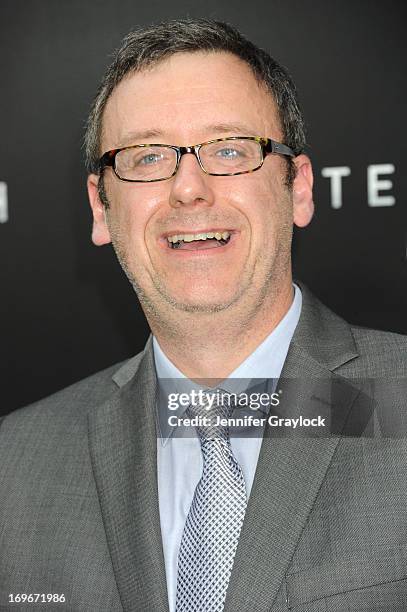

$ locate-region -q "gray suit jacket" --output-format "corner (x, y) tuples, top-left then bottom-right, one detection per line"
(1, 284), (406, 612)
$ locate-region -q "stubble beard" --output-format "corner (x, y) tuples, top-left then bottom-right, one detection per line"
(110, 234), (255, 317)
(107, 210), (294, 337)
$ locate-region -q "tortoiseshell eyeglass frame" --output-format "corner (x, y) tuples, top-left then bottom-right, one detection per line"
(97, 136), (296, 183)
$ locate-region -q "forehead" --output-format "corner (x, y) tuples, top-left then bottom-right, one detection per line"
(101, 51), (282, 150)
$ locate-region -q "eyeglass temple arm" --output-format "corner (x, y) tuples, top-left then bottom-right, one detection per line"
(265, 139), (296, 157)
(98, 150), (117, 173)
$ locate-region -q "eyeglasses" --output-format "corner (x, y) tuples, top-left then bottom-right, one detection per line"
(98, 136), (295, 183)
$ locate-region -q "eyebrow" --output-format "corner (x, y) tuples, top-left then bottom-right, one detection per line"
(116, 122), (257, 147)
(200, 122), (256, 137)
(118, 129), (164, 147)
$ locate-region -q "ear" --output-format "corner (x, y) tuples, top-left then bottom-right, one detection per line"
(87, 174), (112, 246)
(292, 154), (314, 228)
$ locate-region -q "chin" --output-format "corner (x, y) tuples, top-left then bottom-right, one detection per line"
(148, 274), (245, 315)
(164, 291), (239, 314)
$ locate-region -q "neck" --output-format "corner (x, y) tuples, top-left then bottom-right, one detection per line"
(146, 278), (294, 379)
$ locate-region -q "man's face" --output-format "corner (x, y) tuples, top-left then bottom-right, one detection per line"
(88, 52), (313, 317)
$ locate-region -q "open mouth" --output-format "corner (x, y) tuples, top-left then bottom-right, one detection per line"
(166, 230), (232, 250)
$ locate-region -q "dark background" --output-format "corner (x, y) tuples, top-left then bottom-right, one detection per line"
(1, 0), (406, 416)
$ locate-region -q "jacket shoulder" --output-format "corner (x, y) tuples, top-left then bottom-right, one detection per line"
(0, 350), (144, 428)
(348, 325), (407, 376)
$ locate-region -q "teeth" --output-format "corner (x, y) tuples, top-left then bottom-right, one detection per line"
(167, 230), (231, 244)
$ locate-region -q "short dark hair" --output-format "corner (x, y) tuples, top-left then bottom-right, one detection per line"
(84, 19), (306, 190)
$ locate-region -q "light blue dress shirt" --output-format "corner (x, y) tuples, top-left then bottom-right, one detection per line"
(154, 284), (302, 612)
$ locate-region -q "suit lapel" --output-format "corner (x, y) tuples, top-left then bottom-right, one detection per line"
(225, 284), (361, 612)
(88, 339), (169, 612)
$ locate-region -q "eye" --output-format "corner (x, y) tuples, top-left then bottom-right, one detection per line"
(216, 147), (242, 159)
(138, 152), (163, 166)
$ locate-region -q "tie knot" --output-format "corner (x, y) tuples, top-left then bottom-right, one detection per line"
(186, 389), (233, 442)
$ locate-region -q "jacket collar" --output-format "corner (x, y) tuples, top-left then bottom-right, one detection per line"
(289, 281), (359, 372)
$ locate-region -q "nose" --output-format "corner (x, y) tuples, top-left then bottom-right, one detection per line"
(168, 152), (215, 209)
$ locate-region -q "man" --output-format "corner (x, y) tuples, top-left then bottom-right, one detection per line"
(0, 19), (406, 612)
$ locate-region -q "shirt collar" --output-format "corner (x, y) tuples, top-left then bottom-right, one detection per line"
(153, 284), (302, 442)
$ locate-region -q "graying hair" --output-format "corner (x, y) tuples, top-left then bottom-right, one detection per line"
(84, 19), (306, 190)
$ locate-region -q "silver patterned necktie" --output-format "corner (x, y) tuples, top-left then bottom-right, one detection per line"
(175, 390), (248, 612)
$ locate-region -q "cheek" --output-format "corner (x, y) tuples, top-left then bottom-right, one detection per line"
(108, 183), (164, 248)
(231, 170), (291, 235)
